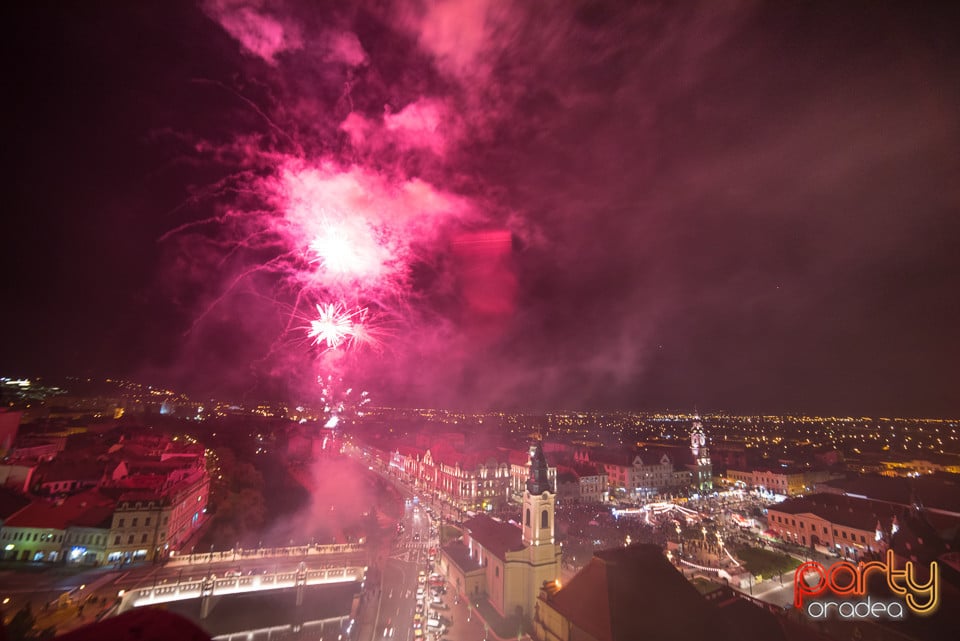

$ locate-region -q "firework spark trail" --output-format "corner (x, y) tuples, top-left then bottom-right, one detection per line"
(306, 302), (372, 351)
(190, 78), (304, 155)
(318, 374), (371, 428)
(184, 253), (291, 337)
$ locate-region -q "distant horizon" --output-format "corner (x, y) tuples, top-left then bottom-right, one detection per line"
(4, 372), (959, 423)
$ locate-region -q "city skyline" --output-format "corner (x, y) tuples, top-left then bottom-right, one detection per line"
(2, 1), (959, 416)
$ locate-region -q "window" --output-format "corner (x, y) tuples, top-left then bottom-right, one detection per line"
(145, 518), (151, 527)
(114, 536), (121, 545)
(141, 534), (148, 543)
(842, 532), (847, 539)
(541, 510), (549, 529)
(833, 529), (838, 537)
(119, 518), (125, 528)
(128, 535), (134, 544)
(132, 518), (138, 527)
(525, 509), (531, 527)
(860, 535), (866, 543)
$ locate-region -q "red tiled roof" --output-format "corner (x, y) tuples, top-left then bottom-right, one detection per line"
(768, 493), (899, 532)
(0, 488), (31, 519)
(441, 540), (483, 573)
(544, 545), (718, 641)
(463, 515), (524, 560)
(4, 490), (115, 530)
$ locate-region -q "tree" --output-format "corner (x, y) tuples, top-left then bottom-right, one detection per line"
(230, 462), (264, 493)
(5, 602), (52, 641)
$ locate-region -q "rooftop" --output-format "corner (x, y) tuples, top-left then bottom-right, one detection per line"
(463, 514), (525, 560)
(542, 544), (723, 641)
(768, 493), (899, 532)
(819, 474), (960, 515)
(4, 489), (115, 530)
(441, 540), (483, 574)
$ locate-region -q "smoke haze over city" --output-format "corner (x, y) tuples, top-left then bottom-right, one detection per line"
(2, 1), (959, 416)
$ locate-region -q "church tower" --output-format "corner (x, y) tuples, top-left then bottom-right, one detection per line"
(523, 441), (555, 548)
(690, 417), (712, 492)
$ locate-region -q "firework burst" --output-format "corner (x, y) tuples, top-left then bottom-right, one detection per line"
(306, 302), (372, 351)
(319, 374), (371, 428)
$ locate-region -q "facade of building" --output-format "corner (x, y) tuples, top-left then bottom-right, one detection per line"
(0, 490), (115, 563)
(64, 523), (111, 566)
(575, 465), (607, 504)
(420, 448), (513, 511)
(105, 465), (209, 564)
(382, 440), (559, 513)
(765, 493), (897, 559)
(579, 421), (713, 501)
(727, 467), (838, 497)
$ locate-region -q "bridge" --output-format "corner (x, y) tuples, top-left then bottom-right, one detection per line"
(119, 563), (367, 618)
(166, 542), (365, 567)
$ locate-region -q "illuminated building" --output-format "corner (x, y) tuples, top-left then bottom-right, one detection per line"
(727, 467), (838, 497)
(765, 493), (897, 559)
(0, 489), (114, 563)
(689, 418), (712, 492)
(105, 464), (209, 564)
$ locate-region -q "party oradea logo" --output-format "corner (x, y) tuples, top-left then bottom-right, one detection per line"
(794, 550), (939, 620)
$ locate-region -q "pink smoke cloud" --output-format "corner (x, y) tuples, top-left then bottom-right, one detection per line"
(325, 31), (367, 67)
(203, 0), (302, 65)
(406, 0), (519, 81)
(384, 99), (447, 155)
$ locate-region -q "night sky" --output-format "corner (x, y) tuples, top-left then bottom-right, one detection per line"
(2, 1), (958, 416)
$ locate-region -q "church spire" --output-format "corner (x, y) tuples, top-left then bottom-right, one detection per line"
(527, 441), (553, 495)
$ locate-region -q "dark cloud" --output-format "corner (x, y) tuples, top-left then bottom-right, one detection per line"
(1, 1), (958, 416)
